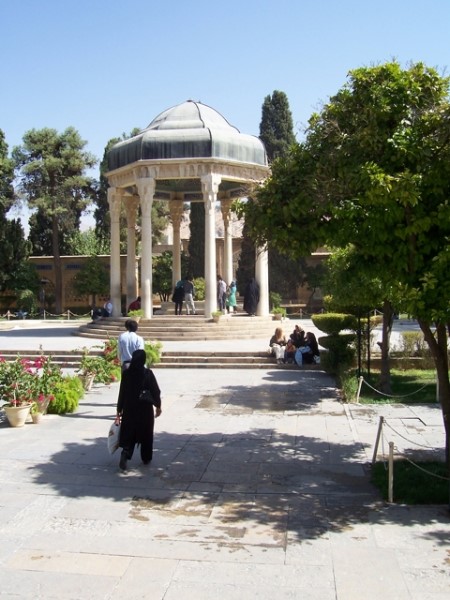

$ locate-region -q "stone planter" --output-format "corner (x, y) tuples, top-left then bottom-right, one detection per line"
(79, 373), (95, 391)
(31, 412), (43, 424)
(3, 403), (32, 427)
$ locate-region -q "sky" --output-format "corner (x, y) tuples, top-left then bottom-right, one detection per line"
(2, 0), (450, 229)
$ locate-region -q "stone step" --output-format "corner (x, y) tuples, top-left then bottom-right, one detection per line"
(76, 315), (280, 341)
(0, 349), (321, 370)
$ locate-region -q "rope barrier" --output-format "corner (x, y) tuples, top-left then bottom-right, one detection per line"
(395, 452), (450, 481)
(382, 419), (438, 450)
(373, 417), (448, 503)
(360, 376), (434, 399)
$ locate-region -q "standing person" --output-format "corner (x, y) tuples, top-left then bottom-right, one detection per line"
(171, 280), (185, 315)
(183, 277), (196, 315)
(117, 319), (145, 372)
(116, 349), (162, 470)
(243, 277), (260, 316)
(226, 280), (237, 314)
(217, 275), (227, 312)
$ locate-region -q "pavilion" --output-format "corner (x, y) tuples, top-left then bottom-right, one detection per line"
(105, 100), (270, 319)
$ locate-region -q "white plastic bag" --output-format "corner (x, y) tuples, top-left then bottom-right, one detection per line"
(107, 421), (121, 454)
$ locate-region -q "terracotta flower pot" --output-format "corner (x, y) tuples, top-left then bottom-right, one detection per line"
(3, 404), (32, 427)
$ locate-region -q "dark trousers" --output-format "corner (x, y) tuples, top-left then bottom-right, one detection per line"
(122, 436), (154, 463)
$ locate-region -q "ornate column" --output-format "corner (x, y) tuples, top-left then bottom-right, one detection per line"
(136, 178), (155, 319)
(124, 195), (139, 309)
(107, 187), (123, 317)
(169, 196), (184, 287)
(255, 245), (270, 316)
(220, 196), (233, 285)
(201, 173), (221, 318)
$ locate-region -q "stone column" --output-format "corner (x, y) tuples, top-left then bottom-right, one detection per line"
(169, 197), (184, 287)
(136, 178), (155, 319)
(255, 245), (269, 316)
(107, 187), (122, 317)
(201, 173), (221, 318)
(220, 197), (233, 285)
(124, 195), (139, 310)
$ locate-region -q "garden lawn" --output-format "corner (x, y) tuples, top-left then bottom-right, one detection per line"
(358, 369), (437, 404)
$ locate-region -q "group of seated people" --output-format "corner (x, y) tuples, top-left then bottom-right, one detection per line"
(269, 324), (320, 366)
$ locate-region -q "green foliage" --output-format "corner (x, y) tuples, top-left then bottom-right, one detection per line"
(66, 228), (110, 255)
(13, 127), (97, 313)
(371, 461), (449, 504)
(152, 251), (174, 301)
(72, 255), (109, 307)
(188, 202), (205, 278)
(144, 340), (162, 365)
(400, 332), (429, 357)
(48, 375), (83, 414)
(313, 313), (357, 375)
(0, 215), (33, 293)
(312, 313), (358, 335)
(192, 277), (205, 301)
(259, 90), (296, 163)
(236, 220), (255, 292)
(269, 291), (282, 309)
(356, 369), (437, 404)
(0, 129), (14, 212)
(16, 289), (39, 315)
(319, 335), (355, 374)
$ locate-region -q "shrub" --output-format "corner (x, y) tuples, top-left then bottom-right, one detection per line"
(312, 313), (357, 375)
(47, 376), (83, 414)
(193, 277), (205, 301)
(144, 340), (162, 365)
(269, 291), (282, 309)
(312, 313), (358, 335)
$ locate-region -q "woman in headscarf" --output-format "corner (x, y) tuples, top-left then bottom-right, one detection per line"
(116, 349), (162, 470)
(243, 277), (260, 316)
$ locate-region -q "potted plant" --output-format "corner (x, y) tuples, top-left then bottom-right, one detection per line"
(272, 307), (287, 321)
(211, 310), (223, 323)
(0, 355), (37, 426)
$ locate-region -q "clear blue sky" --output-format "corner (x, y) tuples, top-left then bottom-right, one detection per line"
(2, 0), (449, 177)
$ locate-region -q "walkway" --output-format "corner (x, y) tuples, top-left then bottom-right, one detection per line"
(0, 324), (448, 599)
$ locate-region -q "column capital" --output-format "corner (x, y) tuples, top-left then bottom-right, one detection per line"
(136, 177), (155, 217)
(201, 173), (221, 211)
(107, 187), (123, 222)
(124, 195), (139, 227)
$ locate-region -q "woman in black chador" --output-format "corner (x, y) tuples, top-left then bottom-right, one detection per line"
(243, 277), (260, 316)
(116, 349), (162, 470)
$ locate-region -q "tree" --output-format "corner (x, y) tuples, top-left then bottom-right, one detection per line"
(13, 127), (97, 313)
(188, 202), (205, 278)
(0, 130), (35, 297)
(66, 228), (110, 256)
(28, 207), (82, 256)
(72, 255), (109, 308)
(261, 90), (302, 300)
(0, 129), (14, 212)
(260, 90), (297, 162)
(243, 62), (450, 462)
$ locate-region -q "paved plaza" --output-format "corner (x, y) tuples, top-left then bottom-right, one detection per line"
(0, 322), (448, 599)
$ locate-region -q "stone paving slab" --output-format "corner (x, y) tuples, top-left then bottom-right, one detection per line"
(0, 328), (449, 598)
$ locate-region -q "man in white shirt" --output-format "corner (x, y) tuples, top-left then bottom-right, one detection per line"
(117, 319), (145, 371)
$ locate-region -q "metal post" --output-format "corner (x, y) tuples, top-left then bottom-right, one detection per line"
(372, 416), (384, 464)
(388, 441), (394, 503)
(356, 375), (364, 403)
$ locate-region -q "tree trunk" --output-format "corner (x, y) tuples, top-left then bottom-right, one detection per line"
(52, 215), (63, 314)
(377, 299), (394, 394)
(419, 320), (450, 465)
